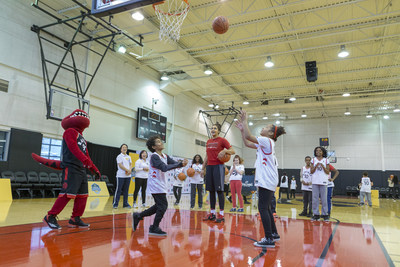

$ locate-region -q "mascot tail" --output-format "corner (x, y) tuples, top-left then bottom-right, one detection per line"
(31, 153), (62, 171)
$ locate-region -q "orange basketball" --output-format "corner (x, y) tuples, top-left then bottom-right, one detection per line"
(225, 167), (229, 175)
(220, 153), (231, 163)
(178, 172), (187, 181)
(212, 16), (229, 34)
(187, 168), (195, 177)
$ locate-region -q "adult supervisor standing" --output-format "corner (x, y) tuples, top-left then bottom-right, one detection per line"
(203, 123), (235, 223)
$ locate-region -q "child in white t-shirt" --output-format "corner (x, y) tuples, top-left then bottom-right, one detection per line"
(290, 176), (297, 199)
(173, 167), (185, 206)
(359, 172), (373, 207)
(132, 135), (188, 236)
(235, 109), (286, 248)
(229, 155), (245, 212)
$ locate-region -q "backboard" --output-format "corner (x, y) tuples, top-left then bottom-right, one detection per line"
(92, 0), (161, 17)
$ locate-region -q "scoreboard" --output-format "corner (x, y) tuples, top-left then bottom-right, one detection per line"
(91, 0), (161, 18)
(136, 108), (167, 142)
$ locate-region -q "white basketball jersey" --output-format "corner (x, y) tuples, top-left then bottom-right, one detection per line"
(301, 166), (312, 191)
(254, 136), (279, 192)
(311, 157), (329, 185)
(148, 153), (168, 194)
(360, 177), (371, 193)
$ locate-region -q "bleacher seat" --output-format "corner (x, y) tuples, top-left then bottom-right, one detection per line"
(87, 174), (94, 181)
(14, 172), (33, 198)
(27, 171), (45, 198)
(101, 175), (114, 194)
(346, 186), (352, 196)
(50, 173), (62, 197)
(39, 172), (56, 197)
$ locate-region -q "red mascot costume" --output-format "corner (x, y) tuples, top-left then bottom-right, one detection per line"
(32, 109), (100, 229)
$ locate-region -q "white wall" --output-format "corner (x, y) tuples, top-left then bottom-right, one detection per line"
(242, 116), (400, 171)
(0, 1), (243, 161)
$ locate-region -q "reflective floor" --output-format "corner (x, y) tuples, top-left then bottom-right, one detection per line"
(0, 195), (399, 266)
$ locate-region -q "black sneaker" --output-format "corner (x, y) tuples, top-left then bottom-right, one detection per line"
(254, 237), (275, 248)
(149, 225), (167, 236)
(311, 215), (320, 221)
(307, 212), (312, 217)
(132, 213), (142, 231)
(215, 214), (225, 223)
(123, 204), (132, 209)
(68, 217), (90, 228)
(43, 214), (61, 230)
(299, 211), (307, 216)
(203, 213), (216, 221)
(322, 215), (330, 222)
(271, 232), (280, 241)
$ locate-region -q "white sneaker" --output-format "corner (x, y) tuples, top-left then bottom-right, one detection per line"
(133, 203), (138, 208)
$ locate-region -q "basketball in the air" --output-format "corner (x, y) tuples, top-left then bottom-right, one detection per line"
(212, 16), (229, 34)
(178, 172), (187, 181)
(187, 168), (195, 177)
(220, 153), (231, 163)
(225, 167), (229, 175)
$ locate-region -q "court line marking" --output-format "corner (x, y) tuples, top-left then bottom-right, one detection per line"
(315, 218), (340, 267)
(373, 226), (395, 267)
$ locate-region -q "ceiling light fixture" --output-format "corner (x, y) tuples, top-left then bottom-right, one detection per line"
(117, 45), (126, 54)
(338, 45), (349, 58)
(264, 56), (274, 68)
(243, 101), (249, 105)
(383, 115), (389, 119)
(160, 73), (169, 81)
(249, 122), (253, 126)
(204, 67), (213, 75)
(393, 104), (400, 112)
(131, 11), (144, 21)
(215, 104), (219, 109)
(342, 92), (350, 97)
(344, 108), (351, 115)
(301, 111), (307, 118)
(273, 113), (280, 117)
(366, 111), (372, 118)
(208, 103), (214, 108)
(275, 120), (281, 125)
(289, 93), (296, 102)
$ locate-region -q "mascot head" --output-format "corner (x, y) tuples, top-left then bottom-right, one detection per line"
(61, 109), (90, 133)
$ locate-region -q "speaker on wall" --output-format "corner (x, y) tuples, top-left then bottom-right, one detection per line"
(305, 61), (318, 82)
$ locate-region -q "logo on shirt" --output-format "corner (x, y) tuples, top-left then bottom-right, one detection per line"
(262, 157), (268, 166)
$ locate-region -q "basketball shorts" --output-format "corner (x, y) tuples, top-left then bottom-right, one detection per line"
(205, 164), (225, 192)
(60, 165), (88, 198)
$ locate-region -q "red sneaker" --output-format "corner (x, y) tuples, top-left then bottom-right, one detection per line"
(203, 213), (216, 221)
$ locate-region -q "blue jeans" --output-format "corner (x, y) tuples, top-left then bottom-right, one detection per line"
(327, 187), (333, 214)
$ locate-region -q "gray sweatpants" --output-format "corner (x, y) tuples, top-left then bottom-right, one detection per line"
(360, 191), (372, 206)
(312, 184), (328, 216)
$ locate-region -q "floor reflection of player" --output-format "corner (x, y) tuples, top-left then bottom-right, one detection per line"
(228, 215), (245, 265)
(361, 208), (374, 244)
(302, 220), (314, 267)
(109, 213), (130, 266)
(203, 221), (226, 265)
(128, 237), (165, 267)
(310, 222), (337, 266)
(41, 230), (84, 266)
(185, 210), (204, 263)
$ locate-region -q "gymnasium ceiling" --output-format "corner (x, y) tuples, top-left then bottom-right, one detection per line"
(35, 0), (400, 122)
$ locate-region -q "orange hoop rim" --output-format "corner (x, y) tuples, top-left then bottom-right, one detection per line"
(153, 0), (189, 16)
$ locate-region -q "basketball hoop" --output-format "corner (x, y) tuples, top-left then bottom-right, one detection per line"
(153, 0), (189, 42)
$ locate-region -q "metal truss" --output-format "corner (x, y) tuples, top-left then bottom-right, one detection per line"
(199, 105), (240, 139)
(31, 0), (143, 120)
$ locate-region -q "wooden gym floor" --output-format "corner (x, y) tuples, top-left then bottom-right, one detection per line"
(0, 195), (399, 266)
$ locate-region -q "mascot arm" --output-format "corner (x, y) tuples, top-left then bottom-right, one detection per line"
(63, 128), (92, 167)
(85, 148), (101, 179)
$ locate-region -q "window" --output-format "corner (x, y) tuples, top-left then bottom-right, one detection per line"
(0, 131), (10, 161)
(41, 137), (62, 160)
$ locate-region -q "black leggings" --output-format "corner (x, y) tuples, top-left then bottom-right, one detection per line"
(209, 190), (225, 211)
(133, 178), (147, 204)
(173, 186), (182, 203)
(302, 190), (312, 213)
(258, 187), (277, 239)
(139, 193), (167, 228)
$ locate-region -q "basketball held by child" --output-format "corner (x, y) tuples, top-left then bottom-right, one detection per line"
(219, 153), (231, 163)
(225, 167), (229, 175)
(212, 16), (229, 34)
(178, 172), (187, 181)
(187, 168), (195, 177)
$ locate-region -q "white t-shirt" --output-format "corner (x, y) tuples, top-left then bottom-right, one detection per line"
(229, 164), (245, 181)
(327, 165), (335, 187)
(301, 166), (312, 191)
(290, 179), (297, 190)
(148, 153), (168, 194)
(173, 168), (184, 187)
(135, 159), (149, 179)
(190, 163), (203, 184)
(280, 175), (288, 188)
(360, 177), (372, 193)
(254, 136), (279, 192)
(116, 153), (132, 178)
(311, 157), (330, 185)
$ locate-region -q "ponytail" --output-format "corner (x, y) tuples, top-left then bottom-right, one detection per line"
(272, 125), (286, 141)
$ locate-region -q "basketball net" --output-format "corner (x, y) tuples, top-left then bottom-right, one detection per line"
(153, 0), (189, 42)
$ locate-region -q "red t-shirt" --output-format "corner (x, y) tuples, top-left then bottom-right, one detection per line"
(206, 137), (231, 165)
